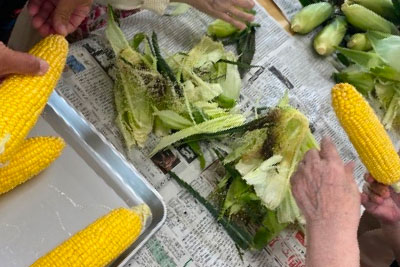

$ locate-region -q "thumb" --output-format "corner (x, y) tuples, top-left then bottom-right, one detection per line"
(52, 0), (76, 35)
(0, 44), (49, 76)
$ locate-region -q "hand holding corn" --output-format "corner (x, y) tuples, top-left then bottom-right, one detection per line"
(0, 34), (146, 266)
(362, 174), (400, 261)
(0, 34), (68, 194)
(362, 173), (400, 224)
(0, 42), (49, 77)
(0, 34), (68, 164)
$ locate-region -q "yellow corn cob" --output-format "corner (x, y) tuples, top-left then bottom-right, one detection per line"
(0, 136), (65, 195)
(31, 204), (151, 267)
(0, 35), (68, 164)
(332, 83), (400, 185)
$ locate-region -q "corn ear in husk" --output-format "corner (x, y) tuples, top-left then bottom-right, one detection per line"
(341, 1), (399, 34)
(347, 33), (372, 51)
(291, 2), (333, 34)
(351, 0), (399, 22)
(313, 16), (347, 56)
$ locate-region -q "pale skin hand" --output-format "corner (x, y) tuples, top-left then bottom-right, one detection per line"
(291, 137), (360, 267)
(362, 174), (400, 261)
(174, 0), (256, 30)
(0, 43), (49, 77)
(28, 0), (93, 36)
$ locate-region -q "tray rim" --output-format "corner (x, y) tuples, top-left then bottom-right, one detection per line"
(43, 90), (167, 266)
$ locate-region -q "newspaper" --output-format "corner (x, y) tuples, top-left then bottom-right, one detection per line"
(271, 0), (302, 20)
(56, 2), (366, 266)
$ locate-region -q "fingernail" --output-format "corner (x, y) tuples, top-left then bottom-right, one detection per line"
(38, 59), (49, 75)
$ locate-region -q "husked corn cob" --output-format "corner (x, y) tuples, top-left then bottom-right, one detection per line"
(0, 137), (65, 195)
(31, 205), (151, 267)
(332, 83), (400, 185)
(0, 35), (68, 164)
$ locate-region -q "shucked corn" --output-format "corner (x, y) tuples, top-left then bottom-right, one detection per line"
(0, 35), (68, 164)
(0, 137), (65, 195)
(31, 205), (151, 267)
(332, 83), (400, 185)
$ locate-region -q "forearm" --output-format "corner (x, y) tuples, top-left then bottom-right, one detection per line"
(381, 222), (400, 262)
(306, 224), (359, 267)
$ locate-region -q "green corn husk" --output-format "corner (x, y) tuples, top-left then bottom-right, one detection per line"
(313, 16), (347, 56)
(333, 66), (375, 95)
(291, 2), (334, 34)
(347, 33), (373, 51)
(341, 2), (399, 34)
(350, 0), (399, 22)
(208, 19), (239, 38)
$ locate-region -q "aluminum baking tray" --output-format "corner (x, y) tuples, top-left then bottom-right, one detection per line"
(0, 91), (166, 267)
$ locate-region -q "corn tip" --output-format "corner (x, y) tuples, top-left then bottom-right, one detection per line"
(132, 203), (152, 228)
(291, 24), (302, 32)
(315, 45), (327, 55)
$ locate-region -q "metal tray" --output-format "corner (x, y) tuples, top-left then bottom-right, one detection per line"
(0, 91), (166, 267)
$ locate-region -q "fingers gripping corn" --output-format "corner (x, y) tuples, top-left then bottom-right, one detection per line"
(0, 35), (68, 164)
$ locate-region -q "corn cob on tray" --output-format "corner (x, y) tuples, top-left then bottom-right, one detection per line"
(0, 94), (165, 266)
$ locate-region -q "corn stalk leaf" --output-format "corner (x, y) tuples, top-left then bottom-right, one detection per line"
(187, 141), (206, 169)
(169, 172), (254, 250)
(237, 26), (257, 78)
(151, 32), (183, 96)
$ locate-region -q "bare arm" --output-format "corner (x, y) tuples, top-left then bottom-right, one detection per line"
(306, 222), (359, 267)
(291, 137), (361, 267)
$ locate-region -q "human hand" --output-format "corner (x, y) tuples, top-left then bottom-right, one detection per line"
(177, 0), (255, 30)
(0, 42), (48, 77)
(28, 0), (93, 36)
(361, 174), (400, 225)
(291, 137), (361, 231)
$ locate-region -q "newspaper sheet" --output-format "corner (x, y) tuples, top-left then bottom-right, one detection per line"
(270, 0), (302, 20)
(56, 2), (367, 266)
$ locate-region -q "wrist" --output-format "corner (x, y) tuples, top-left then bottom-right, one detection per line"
(306, 220), (359, 267)
(307, 224), (358, 244)
(307, 217), (359, 236)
